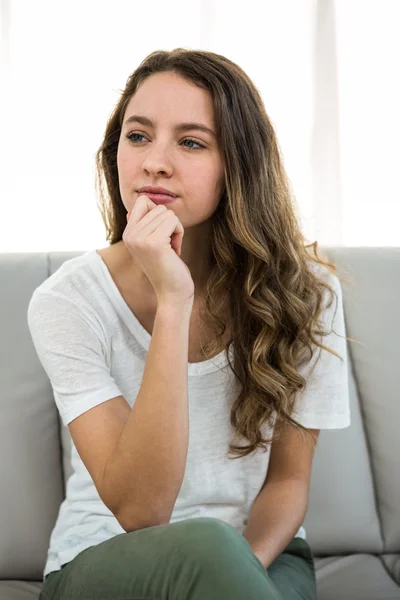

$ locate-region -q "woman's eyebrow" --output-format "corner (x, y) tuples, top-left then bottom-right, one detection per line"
(123, 114), (216, 138)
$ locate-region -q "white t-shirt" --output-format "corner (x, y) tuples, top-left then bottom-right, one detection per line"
(27, 249), (351, 581)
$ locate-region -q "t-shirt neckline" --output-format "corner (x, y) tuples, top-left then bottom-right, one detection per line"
(88, 249), (232, 376)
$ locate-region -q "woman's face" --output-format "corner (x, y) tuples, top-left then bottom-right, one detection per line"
(117, 71), (225, 228)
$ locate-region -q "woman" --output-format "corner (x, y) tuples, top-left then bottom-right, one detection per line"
(29, 48), (355, 600)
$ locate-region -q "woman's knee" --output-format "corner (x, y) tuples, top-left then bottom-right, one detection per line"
(170, 517), (248, 566)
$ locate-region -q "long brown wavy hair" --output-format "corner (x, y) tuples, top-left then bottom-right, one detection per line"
(95, 48), (359, 459)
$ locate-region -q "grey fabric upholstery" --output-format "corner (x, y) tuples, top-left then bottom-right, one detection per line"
(1, 247), (399, 599)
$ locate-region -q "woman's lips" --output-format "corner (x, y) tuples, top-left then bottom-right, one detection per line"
(139, 193), (177, 204)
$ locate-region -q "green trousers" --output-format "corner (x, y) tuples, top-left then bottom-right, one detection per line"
(40, 517), (316, 600)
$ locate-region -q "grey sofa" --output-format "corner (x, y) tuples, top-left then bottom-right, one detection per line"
(1, 247), (399, 600)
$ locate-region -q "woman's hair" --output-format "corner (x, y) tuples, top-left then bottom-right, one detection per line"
(95, 48), (359, 459)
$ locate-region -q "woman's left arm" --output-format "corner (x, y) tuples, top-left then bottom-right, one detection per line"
(243, 423), (320, 569)
(243, 477), (309, 568)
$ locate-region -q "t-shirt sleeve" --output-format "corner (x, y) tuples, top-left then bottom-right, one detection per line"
(291, 269), (351, 429)
(27, 290), (123, 427)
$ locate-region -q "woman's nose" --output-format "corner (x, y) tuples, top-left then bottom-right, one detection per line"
(142, 145), (173, 176)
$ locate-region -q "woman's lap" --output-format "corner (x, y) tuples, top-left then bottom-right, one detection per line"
(40, 517), (316, 600)
(267, 537), (316, 600)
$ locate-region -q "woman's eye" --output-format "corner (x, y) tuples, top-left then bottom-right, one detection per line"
(126, 132), (146, 143)
(182, 138), (204, 150)
(125, 132), (204, 150)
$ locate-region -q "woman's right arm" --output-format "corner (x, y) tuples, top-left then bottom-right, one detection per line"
(104, 299), (192, 530)
(69, 298), (193, 532)
(69, 194), (196, 531)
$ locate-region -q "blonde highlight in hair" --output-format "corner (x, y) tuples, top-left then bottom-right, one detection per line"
(95, 48), (359, 459)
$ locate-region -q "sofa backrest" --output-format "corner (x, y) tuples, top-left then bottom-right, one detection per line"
(1, 247), (399, 580)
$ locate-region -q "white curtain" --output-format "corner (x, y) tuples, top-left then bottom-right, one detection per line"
(1, 0), (399, 253)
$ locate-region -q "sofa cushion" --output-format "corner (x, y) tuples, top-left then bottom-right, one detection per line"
(314, 554), (400, 599)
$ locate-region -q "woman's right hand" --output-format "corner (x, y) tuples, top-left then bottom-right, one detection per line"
(122, 194), (195, 305)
